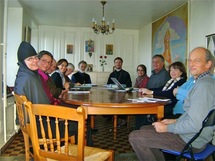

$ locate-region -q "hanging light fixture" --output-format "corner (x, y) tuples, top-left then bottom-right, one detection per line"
(92, 1), (115, 35)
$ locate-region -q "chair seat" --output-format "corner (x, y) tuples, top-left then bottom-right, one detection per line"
(162, 144), (215, 160)
(47, 144), (111, 161)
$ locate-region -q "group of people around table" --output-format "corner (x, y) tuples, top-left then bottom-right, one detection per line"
(14, 41), (215, 160)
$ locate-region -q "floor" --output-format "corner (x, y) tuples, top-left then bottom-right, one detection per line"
(1, 115), (136, 157)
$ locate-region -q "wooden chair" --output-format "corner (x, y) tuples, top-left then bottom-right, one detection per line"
(14, 93), (76, 161)
(23, 100), (113, 161)
(14, 93), (33, 161)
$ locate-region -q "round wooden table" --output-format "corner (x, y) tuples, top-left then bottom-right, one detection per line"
(63, 86), (166, 139)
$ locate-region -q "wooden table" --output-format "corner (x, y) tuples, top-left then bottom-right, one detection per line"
(63, 87), (166, 139)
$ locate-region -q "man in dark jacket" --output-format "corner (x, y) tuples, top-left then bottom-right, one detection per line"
(107, 57), (132, 87)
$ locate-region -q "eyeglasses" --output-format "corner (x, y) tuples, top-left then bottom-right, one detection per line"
(40, 59), (51, 65)
(25, 56), (39, 62)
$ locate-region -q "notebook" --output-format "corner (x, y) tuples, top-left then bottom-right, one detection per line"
(110, 77), (126, 90)
(110, 77), (133, 92)
(70, 84), (92, 91)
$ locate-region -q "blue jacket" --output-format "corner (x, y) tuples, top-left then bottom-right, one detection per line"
(174, 75), (215, 114)
(173, 76), (195, 114)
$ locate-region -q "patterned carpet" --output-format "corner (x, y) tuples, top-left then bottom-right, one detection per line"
(1, 115), (137, 159)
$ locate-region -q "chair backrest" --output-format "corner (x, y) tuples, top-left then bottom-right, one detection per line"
(202, 108), (215, 128)
(24, 101), (86, 161)
(13, 93), (30, 136)
(178, 108), (215, 160)
(187, 108), (215, 145)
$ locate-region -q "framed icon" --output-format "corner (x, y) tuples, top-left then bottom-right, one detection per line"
(87, 64), (93, 72)
(106, 44), (113, 55)
(66, 44), (73, 54)
(85, 40), (94, 52)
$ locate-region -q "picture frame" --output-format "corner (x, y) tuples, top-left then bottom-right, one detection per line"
(106, 44), (113, 55)
(66, 44), (73, 54)
(24, 26), (31, 43)
(206, 33), (215, 56)
(113, 66), (115, 71)
(85, 39), (94, 52)
(87, 64), (93, 72)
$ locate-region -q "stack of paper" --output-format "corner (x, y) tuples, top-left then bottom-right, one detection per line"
(68, 91), (90, 94)
(128, 97), (170, 103)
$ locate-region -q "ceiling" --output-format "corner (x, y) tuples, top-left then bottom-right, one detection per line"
(10, 0), (189, 30)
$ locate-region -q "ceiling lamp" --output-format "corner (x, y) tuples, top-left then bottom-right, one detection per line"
(92, 1), (115, 35)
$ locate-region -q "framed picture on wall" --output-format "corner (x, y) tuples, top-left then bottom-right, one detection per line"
(85, 40), (94, 52)
(66, 44), (73, 54)
(24, 26), (31, 43)
(106, 44), (113, 55)
(206, 33), (215, 56)
(87, 64), (93, 72)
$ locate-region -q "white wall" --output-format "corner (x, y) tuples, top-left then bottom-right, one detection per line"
(189, 0), (215, 49)
(0, 0), (3, 88)
(37, 26), (139, 85)
(0, 1), (3, 43)
(138, 24), (152, 76)
(6, 7), (23, 86)
(6, 5), (38, 86)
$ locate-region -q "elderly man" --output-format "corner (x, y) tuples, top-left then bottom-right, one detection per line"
(129, 47), (215, 161)
(135, 55), (170, 129)
(72, 60), (91, 85)
(147, 54), (170, 89)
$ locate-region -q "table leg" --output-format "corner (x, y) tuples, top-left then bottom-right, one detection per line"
(113, 115), (117, 139)
(157, 105), (164, 121)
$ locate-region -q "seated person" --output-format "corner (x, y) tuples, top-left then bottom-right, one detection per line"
(170, 76), (195, 118)
(135, 61), (187, 129)
(106, 57), (132, 126)
(65, 62), (75, 81)
(129, 47), (215, 161)
(72, 60), (91, 85)
(147, 54), (170, 89)
(14, 42), (50, 104)
(134, 64), (149, 88)
(51, 58), (72, 90)
(170, 74), (215, 119)
(46, 58), (57, 75)
(14, 42), (77, 139)
(37, 50), (65, 104)
(107, 57), (132, 87)
(45, 58), (66, 99)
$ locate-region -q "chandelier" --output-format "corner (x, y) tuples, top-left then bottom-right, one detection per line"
(92, 1), (115, 35)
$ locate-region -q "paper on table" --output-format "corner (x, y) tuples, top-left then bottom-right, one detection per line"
(128, 97), (170, 103)
(146, 98), (170, 102)
(68, 91), (90, 94)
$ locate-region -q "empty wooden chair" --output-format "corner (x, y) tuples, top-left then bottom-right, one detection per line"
(23, 100), (113, 161)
